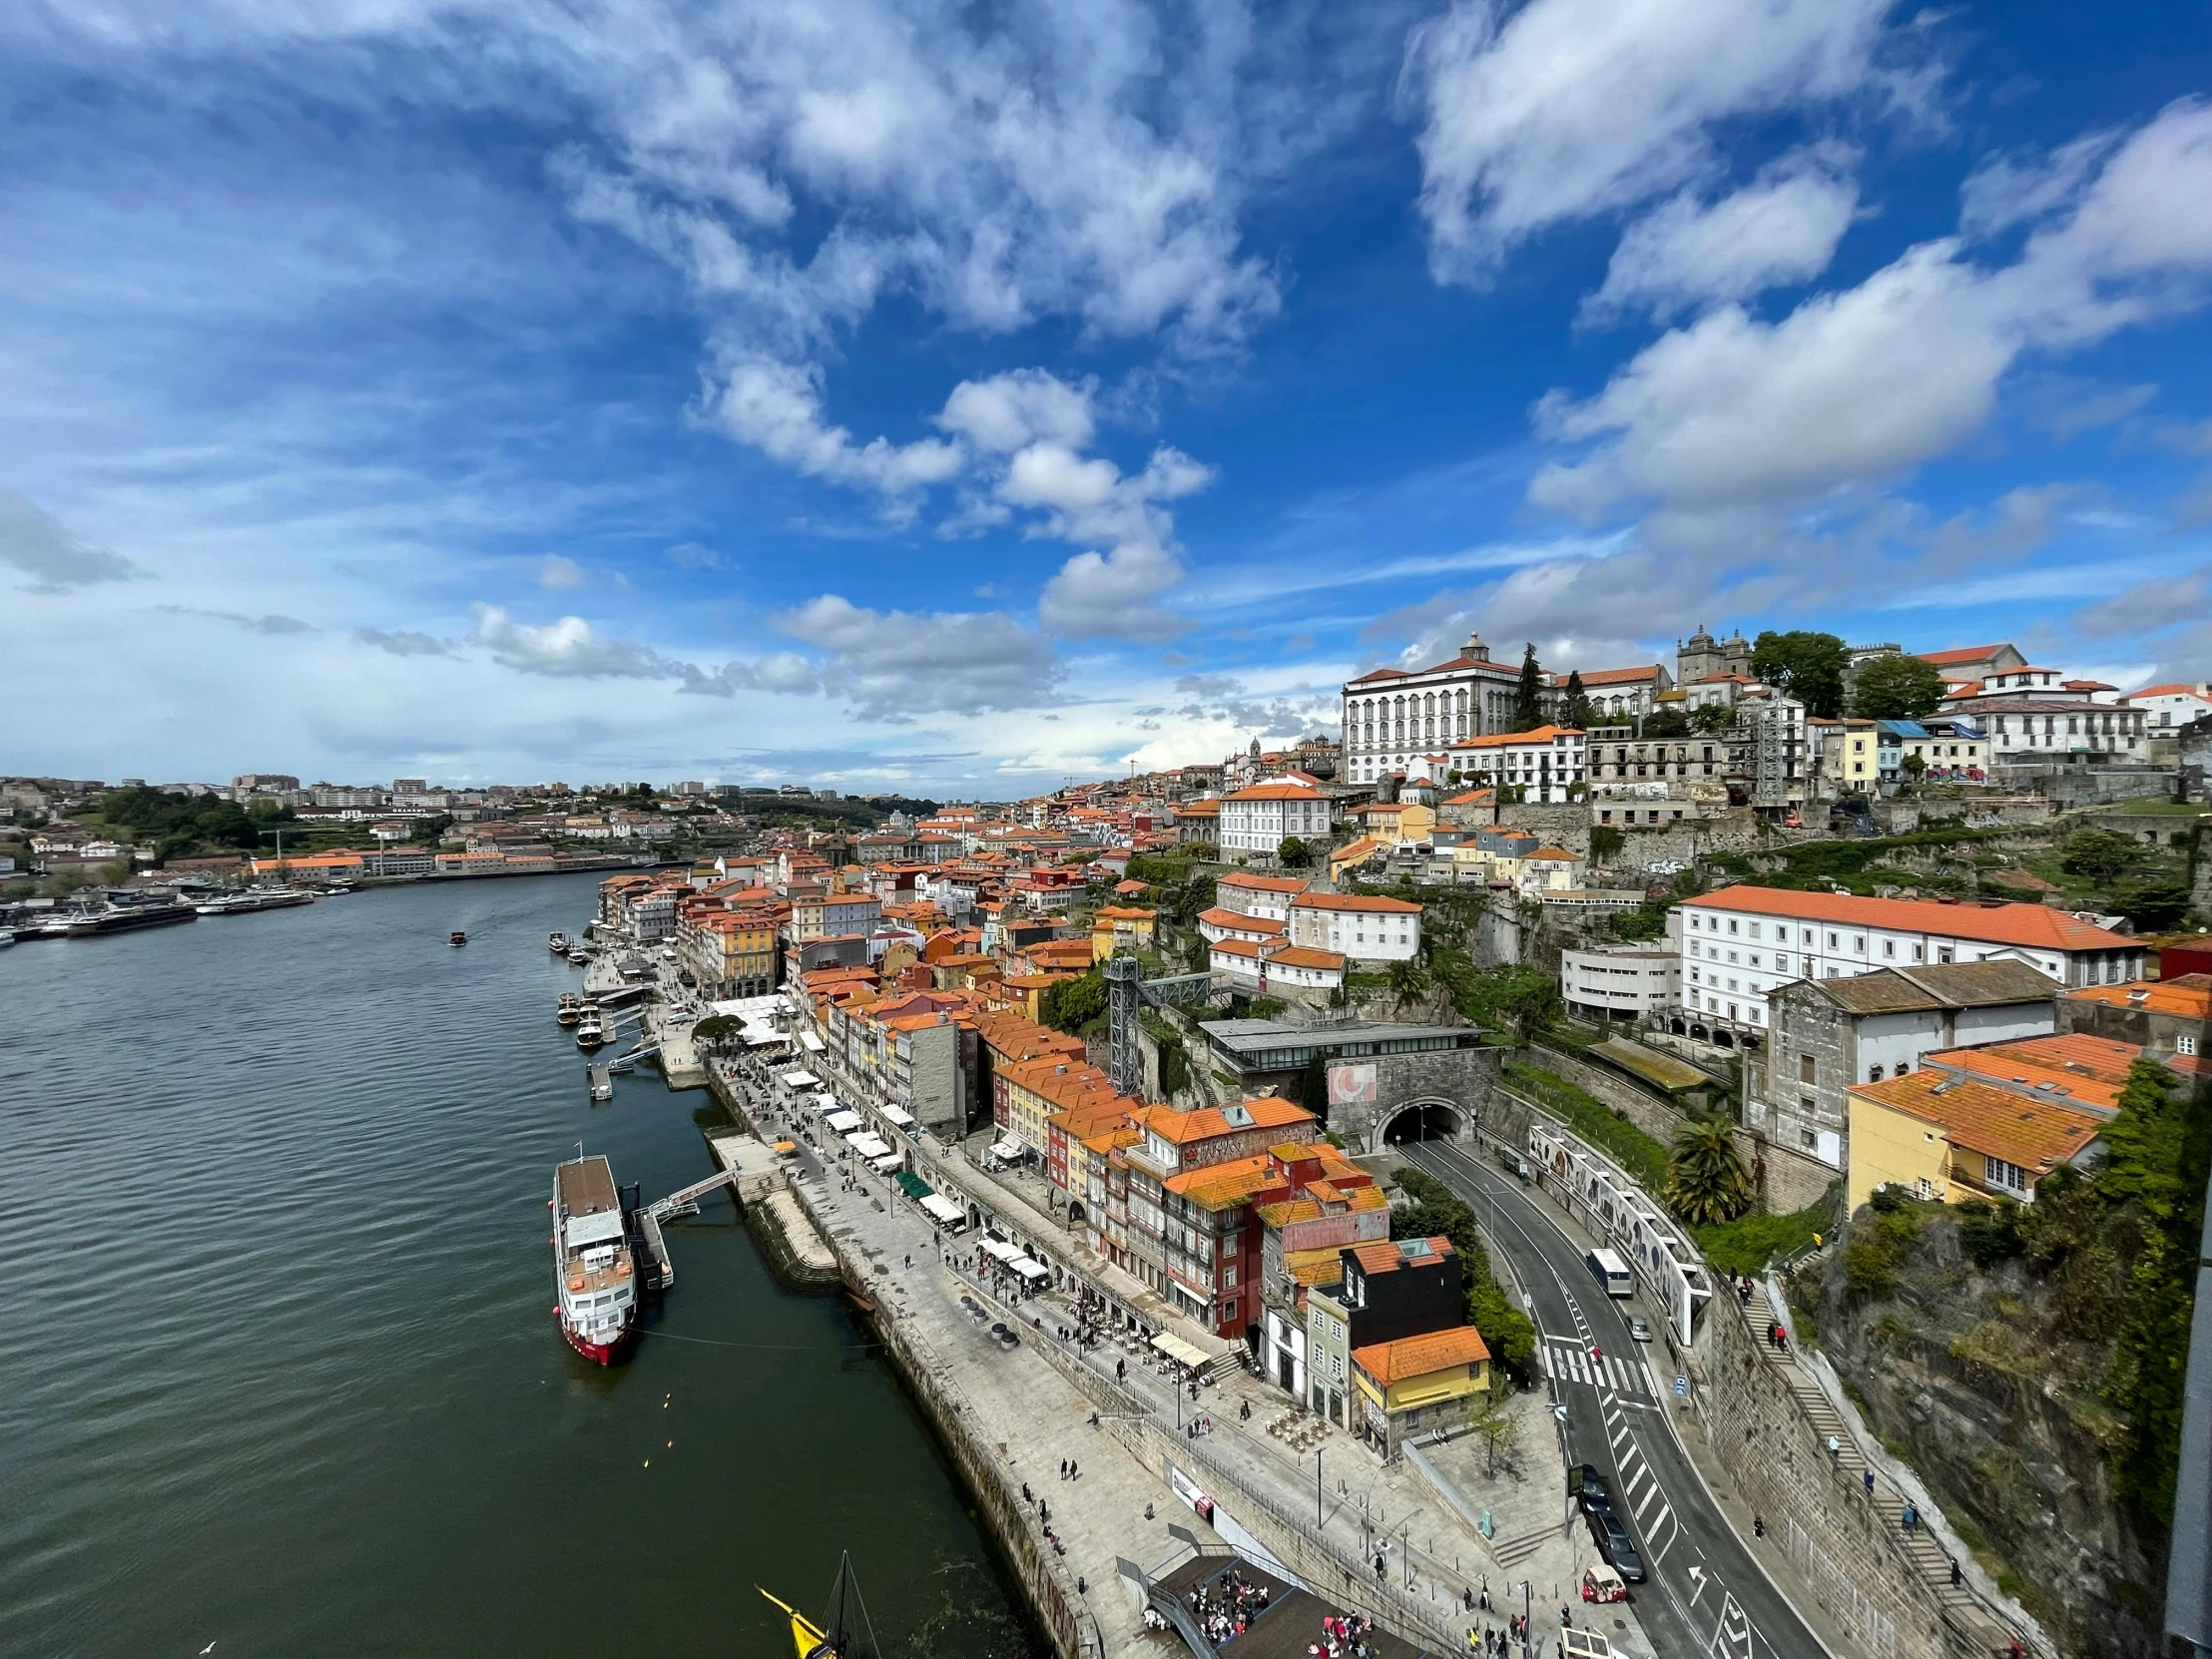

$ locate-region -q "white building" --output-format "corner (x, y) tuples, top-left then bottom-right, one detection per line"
(1213, 870), (1312, 921)
(1568, 664), (1670, 720)
(1341, 632), (1527, 786)
(1560, 944), (1680, 1019)
(1973, 700), (2149, 765)
(1287, 891), (1422, 961)
(1443, 726), (1587, 804)
(1197, 906), (1286, 947)
(2121, 681), (2212, 731)
(1673, 887), (2142, 1042)
(1218, 778), (1335, 857)
(1208, 937), (1347, 992)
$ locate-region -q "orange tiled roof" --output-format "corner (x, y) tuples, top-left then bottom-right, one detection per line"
(1349, 1235), (1454, 1276)
(1575, 665), (1663, 686)
(1163, 1152), (1279, 1208)
(1690, 886), (2131, 952)
(2064, 976), (2212, 1019)
(1144, 1095), (1318, 1146)
(1292, 892), (1421, 913)
(1353, 1325), (1490, 1383)
(1198, 906), (1286, 934)
(1919, 644), (2011, 666)
(1922, 1033), (2145, 1111)
(1851, 1072), (2103, 1172)
(1224, 780), (1330, 801)
(1217, 872), (1312, 894)
(1448, 725), (1585, 750)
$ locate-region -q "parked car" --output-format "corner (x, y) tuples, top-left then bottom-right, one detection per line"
(1571, 1464), (1613, 1518)
(1587, 1510), (1645, 1583)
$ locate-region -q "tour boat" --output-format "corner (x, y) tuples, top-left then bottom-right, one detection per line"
(567, 947), (590, 965)
(556, 993), (583, 1026)
(197, 888), (313, 916)
(449, 930), (468, 946)
(759, 1556), (877, 1659)
(575, 1010), (607, 1050)
(549, 930), (569, 953)
(550, 1153), (637, 1365)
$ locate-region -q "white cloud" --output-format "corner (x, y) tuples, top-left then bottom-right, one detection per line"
(1531, 99), (2212, 519)
(1581, 145), (1861, 324)
(704, 357), (964, 510)
(776, 594), (1062, 716)
(0, 484), (140, 590)
(354, 627), (460, 658)
(1039, 543), (1189, 642)
(158, 605), (317, 636)
(538, 554), (585, 589)
(471, 603), (686, 679)
(1403, 0), (1905, 283)
(938, 368), (1099, 454)
(681, 650), (824, 697)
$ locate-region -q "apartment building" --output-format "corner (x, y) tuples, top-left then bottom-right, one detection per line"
(1443, 726), (1588, 804)
(1286, 891), (1422, 962)
(1218, 778), (1336, 856)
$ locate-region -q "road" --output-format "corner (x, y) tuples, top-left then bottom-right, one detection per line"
(1405, 1137), (1830, 1659)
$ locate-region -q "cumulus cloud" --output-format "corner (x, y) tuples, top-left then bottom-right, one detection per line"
(704, 357), (964, 513)
(1403, 0), (1909, 283)
(938, 368), (1098, 454)
(471, 603), (686, 679)
(0, 485), (140, 590)
(776, 594), (1064, 717)
(1530, 99), (2212, 519)
(1581, 145), (1862, 324)
(2073, 567), (2211, 640)
(680, 651), (824, 697)
(538, 554), (584, 589)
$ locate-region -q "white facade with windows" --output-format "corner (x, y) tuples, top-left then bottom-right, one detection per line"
(1217, 781), (1335, 855)
(1443, 726), (1587, 804)
(1286, 892), (1422, 961)
(1341, 631), (1525, 786)
(2119, 682), (2212, 731)
(1975, 699), (2148, 764)
(1676, 889), (2141, 1035)
(1560, 944), (1680, 1017)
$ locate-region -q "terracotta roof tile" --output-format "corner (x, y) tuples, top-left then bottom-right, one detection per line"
(1851, 1072), (2103, 1172)
(1690, 885), (2130, 952)
(1353, 1325), (1490, 1383)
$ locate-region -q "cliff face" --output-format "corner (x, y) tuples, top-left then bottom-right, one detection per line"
(1806, 1207), (2167, 1659)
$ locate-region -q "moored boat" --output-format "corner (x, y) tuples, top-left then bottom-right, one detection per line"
(567, 947), (590, 964)
(549, 930), (569, 953)
(550, 1153), (637, 1364)
(556, 992), (583, 1027)
(575, 1008), (607, 1050)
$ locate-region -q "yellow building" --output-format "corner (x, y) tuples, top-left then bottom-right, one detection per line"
(1350, 1326), (1490, 1455)
(1351, 800), (1435, 844)
(1329, 834), (1389, 882)
(1846, 1070), (2104, 1213)
(1091, 905), (1157, 962)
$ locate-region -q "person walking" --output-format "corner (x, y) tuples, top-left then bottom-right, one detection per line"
(1864, 1469), (1876, 1498)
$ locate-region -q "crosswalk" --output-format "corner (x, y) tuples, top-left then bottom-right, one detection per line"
(1543, 1338), (1656, 1397)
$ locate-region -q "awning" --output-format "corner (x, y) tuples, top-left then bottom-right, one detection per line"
(869, 1154), (903, 1175)
(848, 1133), (891, 1160)
(1151, 1332), (1211, 1371)
(895, 1170), (932, 1200)
(812, 1094), (841, 1114)
(979, 1238), (1023, 1264)
(743, 1028), (786, 1046)
(879, 1104), (916, 1127)
(919, 1193), (966, 1227)
(990, 1137), (1026, 1162)
(779, 1069), (819, 1089)
(1009, 1256), (1050, 1282)
(824, 1109), (863, 1133)
(799, 1031), (826, 1053)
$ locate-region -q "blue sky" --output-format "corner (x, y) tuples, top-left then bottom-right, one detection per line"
(3, 1), (2209, 795)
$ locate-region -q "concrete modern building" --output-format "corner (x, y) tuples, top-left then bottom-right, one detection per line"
(1560, 943), (1681, 1021)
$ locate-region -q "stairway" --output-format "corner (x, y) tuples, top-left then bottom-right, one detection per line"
(1733, 1281), (2008, 1647)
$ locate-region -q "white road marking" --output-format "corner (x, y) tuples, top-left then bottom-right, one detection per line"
(1633, 1474), (1664, 1521)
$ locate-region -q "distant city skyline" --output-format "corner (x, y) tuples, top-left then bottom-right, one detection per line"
(2, 2), (2208, 794)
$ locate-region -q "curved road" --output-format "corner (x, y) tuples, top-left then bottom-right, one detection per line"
(1404, 1137), (1830, 1659)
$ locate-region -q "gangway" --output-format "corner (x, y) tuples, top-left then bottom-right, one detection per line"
(644, 1166), (739, 1223)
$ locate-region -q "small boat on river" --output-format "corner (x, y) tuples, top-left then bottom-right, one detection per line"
(549, 930), (569, 953)
(449, 930), (468, 947)
(759, 1555), (878, 1658)
(575, 1008), (607, 1050)
(556, 993), (583, 1027)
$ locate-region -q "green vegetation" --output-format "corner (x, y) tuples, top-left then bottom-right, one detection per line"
(1693, 1194), (1833, 1276)
(2059, 827), (2136, 885)
(95, 785), (291, 862)
(1500, 1062), (1670, 1193)
(1664, 1114), (1754, 1224)
(1851, 653), (1947, 720)
(1277, 834), (1313, 869)
(1587, 824), (1626, 865)
(1141, 1011), (1193, 1097)
(1609, 894), (1676, 942)
(1039, 969), (1106, 1034)
(1750, 629), (1849, 718)
(1391, 1165), (1539, 1385)
(1511, 643), (1544, 732)
(1436, 957), (1561, 1035)
(1559, 670), (1596, 732)
(1842, 1187), (1931, 1304)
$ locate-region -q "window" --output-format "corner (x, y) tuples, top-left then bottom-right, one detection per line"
(1868, 1065), (1884, 1081)
(1986, 1156), (2029, 1194)
(2179, 1034), (2200, 1056)
(1800, 1055), (1817, 1084)
(1883, 940), (1895, 957)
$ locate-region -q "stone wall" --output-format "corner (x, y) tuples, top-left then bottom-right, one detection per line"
(1494, 801), (1589, 854)
(1994, 765), (2178, 808)
(1702, 1301), (1952, 1659)
(1608, 806), (1781, 876)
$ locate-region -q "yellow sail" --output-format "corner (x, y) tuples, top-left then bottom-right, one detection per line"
(757, 1585), (836, 1659)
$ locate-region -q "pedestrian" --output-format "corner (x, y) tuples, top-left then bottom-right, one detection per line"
(1070, 1460), (1078, 1480)
(1059, 1458), (1067, 1479)
(1145, 1502), (1155, 1520)
(1022, 1482), (1031, 1502)
(1753, 1514), (1765, 1539)
(1864, 1469), (1876, 1498)
(1077, 1576), (1085, 1596)
(1950, 1559), (1962, 1588)
(1903, 1501), (1919, 1534)
(1827, 1433), (1841, 1464)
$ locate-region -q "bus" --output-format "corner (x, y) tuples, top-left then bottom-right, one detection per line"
(1585, 1248), (1633, 1299)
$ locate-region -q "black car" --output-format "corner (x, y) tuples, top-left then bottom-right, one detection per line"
(1587, 1509), (1646, 1582)
(1571, 1463), (1613, 1518)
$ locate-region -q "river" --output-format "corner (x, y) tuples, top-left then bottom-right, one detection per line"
(0, 871), (1039, 1658)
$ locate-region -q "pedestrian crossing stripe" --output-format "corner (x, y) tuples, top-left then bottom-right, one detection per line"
(1544, 1340), (1655, 1396)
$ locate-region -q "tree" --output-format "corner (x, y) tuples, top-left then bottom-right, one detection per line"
(1640, 708), (1691, 739)
(1384, 956), (1434, 1002)
(2059, 827), (2136, 887)
(1559, 670), (1596, 732)
(1900, 752), (1927, 782)
(1512, 643), (1544, 731)
(1277, 834), (1313, 869)
(2119, 880), (2192, 932)
(1589, 825), (1626, 865)
(1852, 653), (1947, 720)
(1750, 630), (1850, 718)
(1039, 969), (1107, 1034)
(1469, 1391), (1523, 1477)
(1689, 703), (1736, 736)
(1665, 1115), (1754, 1225)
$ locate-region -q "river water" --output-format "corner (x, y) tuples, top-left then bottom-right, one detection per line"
(0, 871), (1037, 1658)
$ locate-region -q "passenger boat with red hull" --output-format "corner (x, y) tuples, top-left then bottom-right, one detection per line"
(551, 1153), (638, 1365)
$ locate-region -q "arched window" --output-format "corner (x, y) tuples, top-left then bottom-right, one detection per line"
(1868, 1064), (1884, 1081)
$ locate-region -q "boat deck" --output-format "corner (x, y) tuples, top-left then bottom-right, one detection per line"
(556, 1156), (620, 1218)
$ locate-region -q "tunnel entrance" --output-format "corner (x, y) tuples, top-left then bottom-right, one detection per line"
(1381, 1101), (1462, 1145)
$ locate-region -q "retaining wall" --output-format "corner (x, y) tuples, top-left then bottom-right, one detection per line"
(1703, 1300), (1955, 1659)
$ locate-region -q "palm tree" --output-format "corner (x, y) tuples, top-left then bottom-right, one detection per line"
(1385, 956), (1434, 1001)
(1665, 1114), (1753, 1225)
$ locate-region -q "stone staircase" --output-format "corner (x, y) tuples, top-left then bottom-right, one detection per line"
(1736, 1281), (2020, 1655)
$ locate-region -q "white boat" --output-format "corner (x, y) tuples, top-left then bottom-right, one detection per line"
(550, 1155), (637, 1365)
(567, 947), (590, 965)
(549, 931), (570, 953)
(0, 928), (14, 948)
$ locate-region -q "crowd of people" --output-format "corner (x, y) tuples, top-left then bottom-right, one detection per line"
(1189, 1567), (1273, 1645)
(1309, 1609), (1380, 1657)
